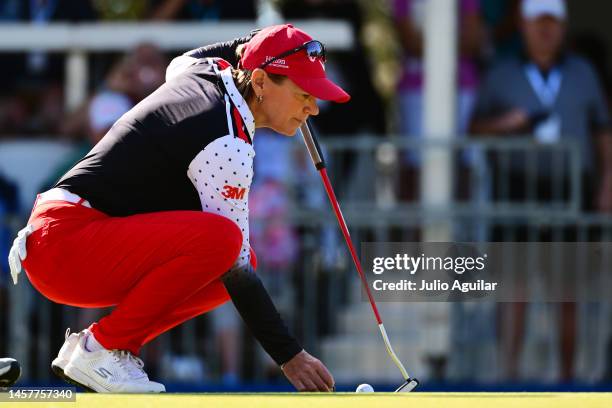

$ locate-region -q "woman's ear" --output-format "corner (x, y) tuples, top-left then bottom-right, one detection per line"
(250, 68), (265, 93)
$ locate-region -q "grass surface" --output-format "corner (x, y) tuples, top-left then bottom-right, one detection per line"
(10, 392), (612, 408)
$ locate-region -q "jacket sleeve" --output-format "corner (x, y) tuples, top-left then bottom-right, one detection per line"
(222, 264), (303, 366)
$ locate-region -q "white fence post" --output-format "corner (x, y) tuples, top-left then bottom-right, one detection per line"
(422, 0), (457, 242)
(65, 50), (88, 111)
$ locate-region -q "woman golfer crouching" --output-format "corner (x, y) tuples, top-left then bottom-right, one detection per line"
(8, 24), (349, 393)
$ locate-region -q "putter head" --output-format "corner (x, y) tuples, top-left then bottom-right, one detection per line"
(395, 378), (419, 393)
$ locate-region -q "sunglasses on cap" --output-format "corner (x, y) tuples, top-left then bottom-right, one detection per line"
(259, 40), (326, 69)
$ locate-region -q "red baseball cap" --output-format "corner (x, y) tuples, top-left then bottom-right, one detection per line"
(240, 24), (350, 103)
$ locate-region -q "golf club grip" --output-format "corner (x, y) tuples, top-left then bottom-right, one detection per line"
(299, 122), (325, 170)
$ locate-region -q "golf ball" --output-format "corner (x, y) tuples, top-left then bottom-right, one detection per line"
(356, 383), (374, 393)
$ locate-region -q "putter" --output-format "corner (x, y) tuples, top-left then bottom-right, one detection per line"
(299, 121), (419, 393)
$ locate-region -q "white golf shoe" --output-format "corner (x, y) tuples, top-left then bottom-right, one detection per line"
(63, 331), (165, 393)
(51, 328), (94, 391)
(51, 328), (82, 374)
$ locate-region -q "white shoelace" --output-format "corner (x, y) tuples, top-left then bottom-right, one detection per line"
(112, 350), (147, 380)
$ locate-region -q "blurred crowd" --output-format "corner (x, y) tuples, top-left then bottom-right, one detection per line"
(1, 0), (612, 387)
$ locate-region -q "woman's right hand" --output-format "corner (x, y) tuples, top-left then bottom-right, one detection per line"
(281, 350), (335, 392)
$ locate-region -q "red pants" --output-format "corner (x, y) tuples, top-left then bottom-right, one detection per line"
(23, 199), (245, 355)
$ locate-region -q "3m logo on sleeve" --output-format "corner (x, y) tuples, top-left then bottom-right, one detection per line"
(222, 185), (246, 200)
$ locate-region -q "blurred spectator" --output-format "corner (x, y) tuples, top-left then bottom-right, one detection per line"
(393, 0), (484, 136)
(470, 0), (612, 382)
(392, 0), (484, 199)
(60, 43), (166, 140)
(88, 91), (133, 141)
(250, 179), (298, 273)
(98, 43), (167, 104)
(470, 0), (612, 213)
(122, 43), (168, 102)
(0, 0), (97, 137)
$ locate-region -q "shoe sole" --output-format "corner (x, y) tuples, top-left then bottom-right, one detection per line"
(51, 362), (96, 393)
(63, 363), (113, 393)
(62, 363), (164, 393)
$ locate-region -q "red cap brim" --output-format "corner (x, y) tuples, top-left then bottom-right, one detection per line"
(290, 76), (351, 103)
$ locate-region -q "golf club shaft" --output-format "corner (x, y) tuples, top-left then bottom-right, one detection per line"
(299, 122), (413, 383)
(317, 166), (382, 323)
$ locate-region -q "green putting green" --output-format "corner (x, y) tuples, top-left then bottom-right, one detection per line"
(10, 392), (612, 408)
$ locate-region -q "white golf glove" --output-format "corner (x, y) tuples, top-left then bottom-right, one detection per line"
(8, 224), (33, 285)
